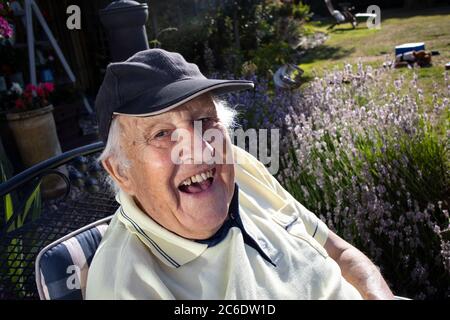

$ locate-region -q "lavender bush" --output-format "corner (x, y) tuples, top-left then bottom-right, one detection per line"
(224, 63), (450, 299)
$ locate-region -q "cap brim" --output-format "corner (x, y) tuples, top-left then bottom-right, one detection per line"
(113, 79), (254, 117)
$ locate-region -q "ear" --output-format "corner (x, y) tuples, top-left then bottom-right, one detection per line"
(101, 157), (135, 195)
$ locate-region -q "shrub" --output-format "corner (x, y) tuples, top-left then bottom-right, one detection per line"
(154, 1), (311, 76)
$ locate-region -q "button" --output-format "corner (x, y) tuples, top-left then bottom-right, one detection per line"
(259, 239), (267, 249)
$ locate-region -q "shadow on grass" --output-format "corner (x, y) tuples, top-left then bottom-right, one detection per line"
(298, 44), (355, 65)
(328, 25), (362, 33)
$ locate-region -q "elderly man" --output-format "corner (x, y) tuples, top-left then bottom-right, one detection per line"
(86, 49), (394, 300)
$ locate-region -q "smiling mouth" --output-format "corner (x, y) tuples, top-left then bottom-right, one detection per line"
(178, 168), (216, 194)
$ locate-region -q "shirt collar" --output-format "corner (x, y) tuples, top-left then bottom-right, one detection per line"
(195, 185), (276, 267)
(116, 183), (275, 268)
(116, 191), (208, 268)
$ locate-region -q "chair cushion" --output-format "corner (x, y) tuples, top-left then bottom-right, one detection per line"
(36, 218), (110, 300)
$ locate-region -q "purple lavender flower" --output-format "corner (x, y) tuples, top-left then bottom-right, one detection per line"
(217, 60), (450, 299)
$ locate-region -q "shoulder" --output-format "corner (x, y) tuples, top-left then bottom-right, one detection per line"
(86, 213), (162, 299)
(233, 145), (293, 212)
(232, 145), (329, 246)
(233, 145), (279, 193)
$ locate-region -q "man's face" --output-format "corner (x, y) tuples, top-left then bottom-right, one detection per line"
(105, 94), (235, 240)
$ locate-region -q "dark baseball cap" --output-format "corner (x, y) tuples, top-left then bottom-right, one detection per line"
(95, 49), (254, 142)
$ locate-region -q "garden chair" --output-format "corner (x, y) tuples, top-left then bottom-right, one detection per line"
(0, 141), (118, 300)
(273, 63), (304, 89)
(35, 215), (112, 299)
(324, 1), (377, 30)
(324, 0), (357, 29)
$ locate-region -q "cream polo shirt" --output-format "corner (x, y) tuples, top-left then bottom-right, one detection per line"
(86, 146), (362, 300)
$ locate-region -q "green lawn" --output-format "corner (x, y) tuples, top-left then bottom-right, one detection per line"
(300, 6), (450, 94)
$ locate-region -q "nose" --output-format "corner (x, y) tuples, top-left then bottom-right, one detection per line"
(172, 123), (215, 164)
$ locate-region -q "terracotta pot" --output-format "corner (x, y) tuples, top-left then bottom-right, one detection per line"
(6, 105), (67, 199)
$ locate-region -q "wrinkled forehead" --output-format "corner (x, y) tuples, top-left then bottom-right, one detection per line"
(116, 93), (218, 136)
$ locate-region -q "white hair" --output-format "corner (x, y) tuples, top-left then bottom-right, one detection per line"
(98, 97), (237, 194)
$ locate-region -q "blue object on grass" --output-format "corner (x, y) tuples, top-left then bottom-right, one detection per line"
(395, 42), (425, 55)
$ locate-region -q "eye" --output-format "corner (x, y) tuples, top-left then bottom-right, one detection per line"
(154, 130), (170, 139)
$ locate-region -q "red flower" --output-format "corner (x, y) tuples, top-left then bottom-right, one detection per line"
(12, 82), (55, 111)
(36, 86), (44, 97)
(15, 99), (24, 110)
(23, 90), (32, 98)
(42, 82), (54, 93)
(25, 84), (36, 92)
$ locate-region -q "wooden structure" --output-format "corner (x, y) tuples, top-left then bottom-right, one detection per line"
(37, 0), (112, 96)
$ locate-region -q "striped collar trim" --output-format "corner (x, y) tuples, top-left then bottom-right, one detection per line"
(116, 191), (208, 268)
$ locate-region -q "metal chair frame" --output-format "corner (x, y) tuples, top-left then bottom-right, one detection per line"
(0, 141), (119, 299)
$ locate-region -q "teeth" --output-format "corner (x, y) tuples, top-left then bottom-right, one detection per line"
(181, 169), (214, 186)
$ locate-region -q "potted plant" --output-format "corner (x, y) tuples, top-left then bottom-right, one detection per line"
(3, 82), (67, 198)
